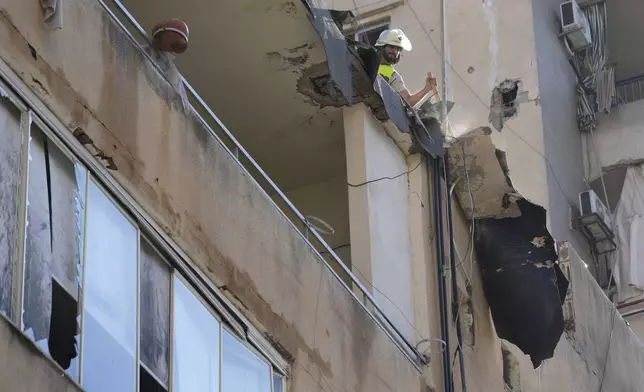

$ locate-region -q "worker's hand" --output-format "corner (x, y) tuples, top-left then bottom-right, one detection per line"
(425, 72), (438, 92)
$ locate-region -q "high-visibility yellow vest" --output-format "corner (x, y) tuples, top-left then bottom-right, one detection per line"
(378, 64), (397, 83)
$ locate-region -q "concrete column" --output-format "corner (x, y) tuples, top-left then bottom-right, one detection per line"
(343, 103), (416, 342)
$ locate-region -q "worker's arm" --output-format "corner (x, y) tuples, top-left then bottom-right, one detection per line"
(400, 72), (439, 107)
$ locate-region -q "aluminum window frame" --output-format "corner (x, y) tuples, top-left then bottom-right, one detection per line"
(0, 58), (290, 377)
(0, 71), (290, 390)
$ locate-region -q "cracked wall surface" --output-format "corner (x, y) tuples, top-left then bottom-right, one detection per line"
(0, 0), (422, 391)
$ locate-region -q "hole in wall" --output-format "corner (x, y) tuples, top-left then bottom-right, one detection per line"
(489, 79), (523, 131)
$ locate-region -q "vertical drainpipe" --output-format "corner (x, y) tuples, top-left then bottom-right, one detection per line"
(431, 158), (452, 392)
(445, 161), (468, 392)
(440, 0), (449, 134)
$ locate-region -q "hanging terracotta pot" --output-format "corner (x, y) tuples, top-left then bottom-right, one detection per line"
(151, 19), (190, 54)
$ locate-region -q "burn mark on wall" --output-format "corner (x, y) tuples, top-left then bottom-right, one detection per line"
(475, 199), (569, 368)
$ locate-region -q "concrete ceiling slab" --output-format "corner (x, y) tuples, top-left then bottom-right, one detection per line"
(120, 0), (346, 190)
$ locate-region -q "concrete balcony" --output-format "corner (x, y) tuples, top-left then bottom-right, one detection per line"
(0, 0), (425, 390)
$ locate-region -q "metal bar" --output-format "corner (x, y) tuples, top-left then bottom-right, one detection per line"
(445, 160), (467, 392)
(622, 307), (644, 319)
(617, 298), (644, 310)
(93, 0), (424, 367)
(15, 111), (31, 329)
(432, 159), (452, 392)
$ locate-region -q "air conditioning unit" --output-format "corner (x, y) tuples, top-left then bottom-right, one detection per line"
(579, 189), (612, 230)
(560, 0), (592, 51)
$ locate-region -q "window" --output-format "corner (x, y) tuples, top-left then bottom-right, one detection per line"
(273, 374), (285, 392)
(81, 180), (138, 392)
(0, 76), (287, 392)
(22, 124), (86, 380)
(172, 276), (220, 392)
(0, 96), (24, 319)
(140, 239), (171, 392)
(354, 23), (390, 46)
(222, 329), (271, 392)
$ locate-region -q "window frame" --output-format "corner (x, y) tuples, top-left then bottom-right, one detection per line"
(353, 21), (391, 46)
(0, 58), (289, 389)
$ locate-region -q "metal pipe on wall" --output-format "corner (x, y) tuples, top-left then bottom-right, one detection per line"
(444, 159), (468, 392)
(431, 158), (453, 392)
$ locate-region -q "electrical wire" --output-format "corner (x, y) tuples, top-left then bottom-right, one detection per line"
(445, 144), (475, 288)
(347, 158), (423, 187)
(351, 262), (447, 357)
(404, 1), (592, 207)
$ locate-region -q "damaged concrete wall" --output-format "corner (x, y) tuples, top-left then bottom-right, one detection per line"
(447, 238), (644, 391)
(0, 1), (422, 391)
(342, 0), (589, 254)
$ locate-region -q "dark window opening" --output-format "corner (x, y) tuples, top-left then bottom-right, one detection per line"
(140, 365), (168, 392)
(22, 125), (84, 379)
(140, 239), (171, 387)
(355, 24), (389, 46)
(48, 278), (79, 370)
(499, 80), (520, 118)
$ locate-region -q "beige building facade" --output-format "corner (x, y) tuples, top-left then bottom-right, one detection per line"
(0, 0), (643, 391)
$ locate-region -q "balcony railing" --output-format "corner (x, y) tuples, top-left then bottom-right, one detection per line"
(96, 0), (425, 369)
(614, 75), (644, 107)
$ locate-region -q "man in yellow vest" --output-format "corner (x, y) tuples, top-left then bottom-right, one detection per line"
(375, 29), (438, 107)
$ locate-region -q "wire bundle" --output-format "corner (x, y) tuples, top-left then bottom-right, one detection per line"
(573, 2), (614, 131)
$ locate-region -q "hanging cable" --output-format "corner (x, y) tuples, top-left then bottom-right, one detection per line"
(444, 157), (468, 392)
(347, 159), (423, 187)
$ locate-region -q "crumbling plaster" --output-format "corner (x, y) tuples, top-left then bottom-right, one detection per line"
(0, 1), (422, 391)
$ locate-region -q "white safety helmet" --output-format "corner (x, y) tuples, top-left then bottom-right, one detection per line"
(374, 28), (412, 51)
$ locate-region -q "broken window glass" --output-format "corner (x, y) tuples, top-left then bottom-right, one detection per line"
(22, 126), (85, 380)
(172, 276), (220, 392)
(140, 364), (167, 392)
(82, 180), (137, 392)
(139, 239), (170, 390)
(222, 329), (271, 392)
(0, 98), (23, 319)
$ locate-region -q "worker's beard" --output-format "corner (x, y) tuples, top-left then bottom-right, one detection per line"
(382, 50), (400, 65)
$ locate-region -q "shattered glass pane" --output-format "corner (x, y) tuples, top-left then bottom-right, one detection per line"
(222, 330), (271, 392)
(82, 180), (137, 392)
(0, 99), (23, 320)
(173, 276), (220, 392)
(22, 126), (85, 380)
(140, 239), (170, 387)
